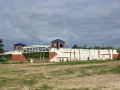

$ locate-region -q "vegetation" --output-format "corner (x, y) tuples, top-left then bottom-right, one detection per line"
(110, 65), (120, 74)
(0, 60), (120, 89)
(30, 60), (117, 67)
(0, 39), (4, 53)
(36, 84), (53, 90)
(117, 48), (120, 55)
(27, 52), (49, 59)
(72, 44), (114, 49)
(0, 39), (5, 61)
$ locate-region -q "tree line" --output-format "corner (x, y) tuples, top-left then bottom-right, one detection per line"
(72, 44), (120, 55)
(72, 44), (114, 49)
(0, 39), (120, 59)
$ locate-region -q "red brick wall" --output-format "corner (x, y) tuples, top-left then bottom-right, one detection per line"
(113, 54), (119, 60)
(49, 52), (57, 62)
(12, 54), (28, 61)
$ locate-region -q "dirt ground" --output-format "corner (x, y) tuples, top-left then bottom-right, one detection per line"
(0, 61), (120, 90)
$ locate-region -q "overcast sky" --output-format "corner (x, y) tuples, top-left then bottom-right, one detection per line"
(0, 0), (120, 51)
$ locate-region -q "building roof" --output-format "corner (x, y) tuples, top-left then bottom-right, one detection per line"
(14, 43), (26, 46)
(52, 39), (65, 43)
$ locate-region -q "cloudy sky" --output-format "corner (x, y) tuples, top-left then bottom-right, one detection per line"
(0, 0), (120, 50)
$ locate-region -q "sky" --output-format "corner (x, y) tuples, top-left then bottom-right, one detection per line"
(0, 0), (120, 51)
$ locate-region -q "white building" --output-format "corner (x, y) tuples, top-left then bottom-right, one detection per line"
(49, 39), (119, 62)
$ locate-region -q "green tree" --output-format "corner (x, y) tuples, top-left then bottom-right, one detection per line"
(72, 44), (78, 49)
(88, 46), (93, 49)
(83, 45), (87, 49)
(117, 48), (120, 55)
(117, 48), (120, 60)
(0, 39), (4, 53)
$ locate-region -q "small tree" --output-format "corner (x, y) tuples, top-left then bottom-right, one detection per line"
(83, 45), (87, 49)
(117, 48), (120, 60)
(72, 44), (78, 49)
(0, 39), (4, 61)
(0, 39), (4, 53)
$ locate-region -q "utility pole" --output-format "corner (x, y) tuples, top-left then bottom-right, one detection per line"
(43, 53), (44, 62)
(40, 53), (41, 63)
(103, 43), (104, 49)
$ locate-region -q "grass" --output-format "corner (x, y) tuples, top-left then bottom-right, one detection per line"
(76, 64), (120, 77)
(21, 79), (37, 86)
(110, 65), (120, 74)
(64, 87), (90, 90)
(25, 73), (46, 79)
(0, 60), (120, 89)
(51, 65), (108, 77)
(0, 72), (46, 88)
(0, 77), (21, 87)
(78, 65), (109, 77)
(51, 69), (74, 76)
(0, 61), (29, 64)
(80, 65), (108, 69)
(0, 77), (36, 87)
(35, 84), (53, 90)
(30, 60), (118, 67)
(0, 69), (27, 75)
(97, 70), (108, 74)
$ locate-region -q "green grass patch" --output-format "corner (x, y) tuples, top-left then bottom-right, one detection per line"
(64, 87), (89, 90)
(51, 65), (109, 77)
(0, 77), (37, 87)
(77, 65), (109, 77)
(0, 77), (21, 87)
(65, 69), (74, 74)
(11, 70), (26, 73)
(25, 73), (46, 79)
(51, 69), (74, 76)
(110, 65), (120, 74)
(52, 70), (66, 76)
(20, 73), (46, 86)
(30, 60), (118, 67)
(35, 84), (53, 90)
(21, 79), (37, 86)
(0, 73), (46, 88)
(0, 61), (30, 64)
(80, 65), (108, 69)
(97, 70), (108, 74)
(0, 70), (27, 74)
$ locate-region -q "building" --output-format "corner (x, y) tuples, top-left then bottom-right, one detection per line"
(11, 39), (119, 62)
(49, 39), (119, 62)
(12, 43), (28, 61)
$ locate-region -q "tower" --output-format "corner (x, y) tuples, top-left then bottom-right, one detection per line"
(12, 43), (28, 62)
(51, 39), (65, 49)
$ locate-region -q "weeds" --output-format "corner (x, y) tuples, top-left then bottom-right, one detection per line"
(65, 87), (90, 90)
(110, 65), (120, 74)
(30, 60), (117, 67)
(36, 84), (53, 90)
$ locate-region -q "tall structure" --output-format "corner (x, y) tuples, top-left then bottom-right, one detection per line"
(49, 39), (119, 62)
(10, 39), (119, 62)
(51, 39), (65, 49)
(14, 43), (26, 52)
(12, 43), (28, 61)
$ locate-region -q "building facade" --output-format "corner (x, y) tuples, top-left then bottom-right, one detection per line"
(49, 48), (119, 62)
(49, 39), (119, 62)
(11, 39), (119, 62)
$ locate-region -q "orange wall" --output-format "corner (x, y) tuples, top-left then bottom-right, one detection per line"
(113, 54), (119, 60)
(12, 54), (28, 61)
(49, 52), (57, 62)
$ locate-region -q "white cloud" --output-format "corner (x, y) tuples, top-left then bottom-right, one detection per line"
(0, 0), (120, 50)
